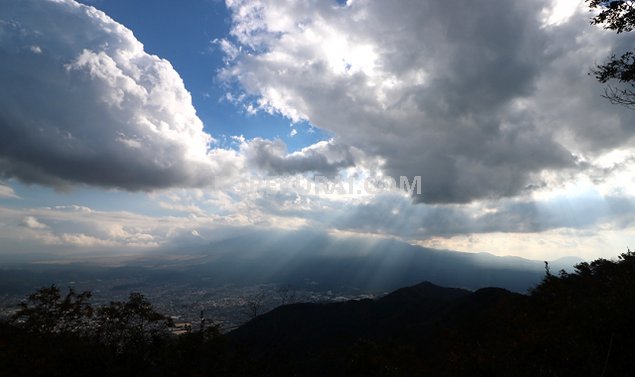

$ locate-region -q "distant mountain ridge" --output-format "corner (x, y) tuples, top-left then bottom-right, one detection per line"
(0, 229), (584, 296)
(182, 230), (580, 293)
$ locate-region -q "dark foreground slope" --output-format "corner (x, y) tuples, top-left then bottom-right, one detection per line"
(1, 251), (634, 377)
(229, 282), (526, 376)
(229, 252), (635, 376)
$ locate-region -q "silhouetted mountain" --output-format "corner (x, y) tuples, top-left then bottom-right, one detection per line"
(227, 281), (523, 375)
(379, 281), (469, 303)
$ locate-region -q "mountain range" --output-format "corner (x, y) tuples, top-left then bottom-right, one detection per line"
(0, 229), (583, 296)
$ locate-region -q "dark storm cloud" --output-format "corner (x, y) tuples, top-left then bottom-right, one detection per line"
(222, 0), (635, 204)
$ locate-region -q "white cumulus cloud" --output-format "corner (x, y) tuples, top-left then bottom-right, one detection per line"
(0, 0), (238, 190)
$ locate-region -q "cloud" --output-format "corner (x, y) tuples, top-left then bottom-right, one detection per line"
(221, 0), (635, 204)
(0, 184), (19, 199)
(0, 204), (187, 251)
(22, 216), (48, 229)
(325, 192), (635, 239)
(0, 178), (632, 260)
(0, 194), (312, 255)
(0, 0), (237, 190)
(241, 138), (356, 176)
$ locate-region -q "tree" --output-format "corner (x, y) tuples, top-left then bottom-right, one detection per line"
(95, 292), (173, 353)
(587, 1), (635, 107)
(242, 291), (267, 320)
(529, 250), (635, 376)
(10, 285), (93, 334)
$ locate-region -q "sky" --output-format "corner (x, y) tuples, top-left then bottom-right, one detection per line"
(0, 0), (635, 262)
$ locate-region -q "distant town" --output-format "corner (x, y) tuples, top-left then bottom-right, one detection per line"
(0, 276), (377, 332)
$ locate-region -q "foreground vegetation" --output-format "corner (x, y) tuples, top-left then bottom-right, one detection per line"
(1, 251), (634, 376)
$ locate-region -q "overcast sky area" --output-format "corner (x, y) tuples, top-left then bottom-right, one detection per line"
(1, 0), (634, 262)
